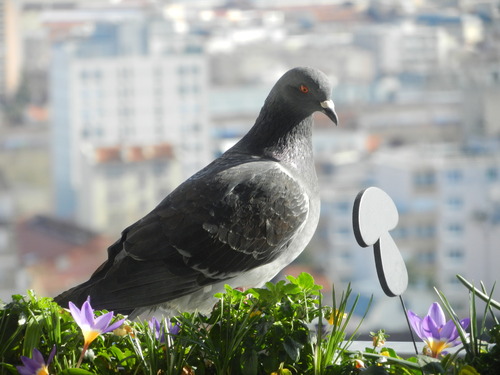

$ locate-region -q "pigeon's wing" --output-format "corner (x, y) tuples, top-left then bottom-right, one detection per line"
(79, 160), (310, 312)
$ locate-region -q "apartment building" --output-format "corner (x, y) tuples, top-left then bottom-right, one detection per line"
(50, 17), (210, 235)
(312, 141), (500, 328)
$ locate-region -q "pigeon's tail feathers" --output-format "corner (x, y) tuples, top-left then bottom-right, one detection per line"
(53, 282), (93, 309)
(53, 281), (134, 315)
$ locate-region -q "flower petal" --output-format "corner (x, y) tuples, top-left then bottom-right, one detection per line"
(169, 322), (181, 336)
(440, 319), (458, 342)
(82, 300), (96, 327)
(422, 315), (440, 340)
(20, 356), (41, 372)
(428, 302), (446, 327)
(47, 345), (57, 366)
(31, 348), (44, 366)
(460, 318), (470, 330)
(407, 311), (425, 340)
(149, 317), (160, 331)
(93, 312), (114, 332)
(17, 365), (35, 375)
(68, 302), (85, 327)
(104, 318), (126, 334)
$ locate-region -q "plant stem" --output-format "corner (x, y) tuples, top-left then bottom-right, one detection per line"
(76, 343), (89, 368)
(399, 296), (419, 356)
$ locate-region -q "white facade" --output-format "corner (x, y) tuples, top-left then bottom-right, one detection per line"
(371, 145), (500, 312)
(354, 21), (458, 77)
(69, 55), (210, 184)
(313, 142), (500, 320)
(51, 22), (211, 233)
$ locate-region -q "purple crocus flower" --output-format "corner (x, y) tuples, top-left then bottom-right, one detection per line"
(408, 302), (470, 358)
(169, 320), (181, 336)
(149, 316), (181, 343)
(149, 316), (165, 343)
(17, 346), (56, 375)
(68, 297), (125, 366)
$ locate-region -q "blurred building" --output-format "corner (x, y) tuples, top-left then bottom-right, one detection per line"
(15, 214), (110, 297)
(0, 171), (28, 301)
(77, 143), (177, 236)
(315, 142), (500, 323)
(49, 15), (211, 235)
(0, 0), (22, 106)
(354, 21), (458, 78)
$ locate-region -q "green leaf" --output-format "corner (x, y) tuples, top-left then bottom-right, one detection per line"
(282, 283), (301, 295)
(417, 355), (445, 374)
(456, 275), (500, 310)
(59, 369), (96, 375)
(380, 347), (398, 358)
(283, 336), (302, 362)
(241, 349), (258, 375)
(459, 365), (481, 375)
(0, 363), (18, 375)
(296, 272), (315, 289)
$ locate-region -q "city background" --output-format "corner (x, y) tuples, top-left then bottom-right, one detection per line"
(1, 0), (499, 337)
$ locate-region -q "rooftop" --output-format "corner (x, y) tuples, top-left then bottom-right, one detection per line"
(16, 214), (102, 264)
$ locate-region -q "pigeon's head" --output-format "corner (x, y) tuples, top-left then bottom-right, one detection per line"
(272, 67), (338, 125)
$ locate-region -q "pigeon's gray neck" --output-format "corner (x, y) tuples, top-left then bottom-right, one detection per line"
(236, 97), (315, 166)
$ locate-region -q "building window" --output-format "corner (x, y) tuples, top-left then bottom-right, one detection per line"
(446, 196), (463, 210)
(392, 226), (409, 239)
(95, 126), (104, 137)
(447, 223), (463, 235)
(486, 167), (498, 182)
(339, 251), (352, 260)
(153, 162), (168, 176)
(335, 226), (350, 236)
(414, 170), (435, 187)
(80, 70), (89, 81)
(417, 251), (435, 264)
(447, 248), (464, 262)
(335, 201), (350, 215)
(319, 162), (334, 175)
(446, 169), (463, 183)
(415, 224), (435, 238)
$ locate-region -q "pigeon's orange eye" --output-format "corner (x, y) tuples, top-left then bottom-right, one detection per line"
(300, 85), (309, 93)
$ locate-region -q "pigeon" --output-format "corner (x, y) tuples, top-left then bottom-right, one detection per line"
(54, 67), (338, 318)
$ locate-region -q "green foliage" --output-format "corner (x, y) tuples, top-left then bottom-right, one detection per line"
(435, 276), (500, 375)
(0, 273), (499, 375)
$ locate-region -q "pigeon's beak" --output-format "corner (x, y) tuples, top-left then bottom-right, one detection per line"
(320, 99), (338, 126)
